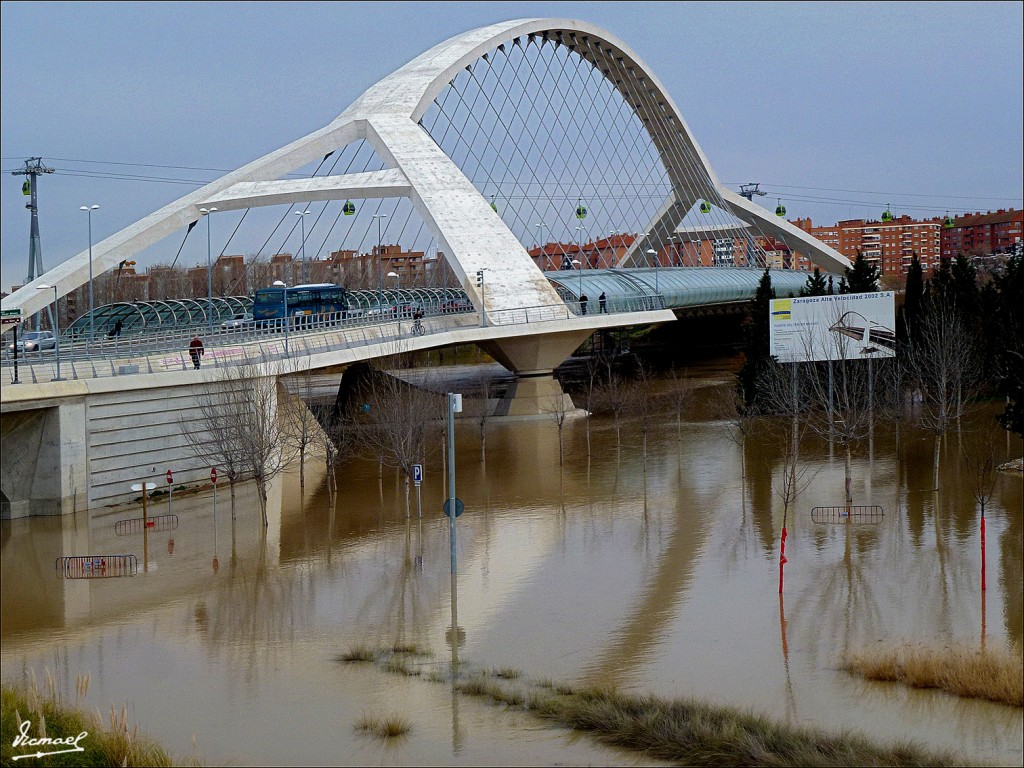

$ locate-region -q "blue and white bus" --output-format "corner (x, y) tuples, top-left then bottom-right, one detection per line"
(252, 283), (349, 326)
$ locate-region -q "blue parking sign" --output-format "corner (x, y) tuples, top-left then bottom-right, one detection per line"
(413, 464), (423, 485)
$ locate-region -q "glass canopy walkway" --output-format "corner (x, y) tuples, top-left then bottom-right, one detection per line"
(64, 269), (810, 339)
(64, 288), (473, 339)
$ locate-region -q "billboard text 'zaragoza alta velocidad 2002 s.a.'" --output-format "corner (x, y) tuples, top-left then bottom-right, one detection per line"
(769, 291), (896, 364)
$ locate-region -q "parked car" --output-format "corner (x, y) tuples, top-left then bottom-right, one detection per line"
(365, 301), (397, 319)
(220, 312), (254, 332)
(441, 298), (473, 313)
(7, 330), (56, 354)
(396, 300), (425, 318)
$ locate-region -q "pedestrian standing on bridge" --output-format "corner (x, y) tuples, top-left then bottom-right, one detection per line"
(189, 335), (205, 369)
(599, 291), (607, 313)
(580, 293), (589, 315)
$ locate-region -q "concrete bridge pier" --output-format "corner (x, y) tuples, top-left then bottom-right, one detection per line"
(478, 329), (592, 418)
(1, 400), (88, 519)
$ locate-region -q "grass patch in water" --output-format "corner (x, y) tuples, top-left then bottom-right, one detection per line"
(354, 712), (411, 740)
(337, 645), (377, 663)
(382, 657), (417, 676)
(1, 679), (190, 767)
(491, 666), (522, 679)
(843, 641), (1023, 707)
(390, 643), (430, 656)
(528, 686), (958, 767)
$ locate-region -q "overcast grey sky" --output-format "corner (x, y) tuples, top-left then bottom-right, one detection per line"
(2, 1), (1021, 293)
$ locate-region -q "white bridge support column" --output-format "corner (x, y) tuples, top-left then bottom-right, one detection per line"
(478, 330), (592, 418)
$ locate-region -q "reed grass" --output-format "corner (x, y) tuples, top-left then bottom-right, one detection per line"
(528, 686), (957, 767)
(337, 645), (377, 663)
(1, 681), (188, 767)
(843, 641), (1023, 707)
(353, 713), (412, 740)
(491, 666), (522, 679)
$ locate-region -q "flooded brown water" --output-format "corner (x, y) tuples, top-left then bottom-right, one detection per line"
(2, 367), (1022, 766)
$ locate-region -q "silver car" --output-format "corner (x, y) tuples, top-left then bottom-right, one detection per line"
(7, 330), (56, 354)
(220, 312), (254, 332)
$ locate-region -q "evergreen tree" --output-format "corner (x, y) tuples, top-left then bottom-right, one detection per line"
(898, 253), (925, 345)
(951, 253), (980, 320)
(800, 267), (830, 297)
(737, 269), (775, 409)
(928, 256), (955, 308)
(842, 250), (880, 293)
(993, 252), (1024, 436)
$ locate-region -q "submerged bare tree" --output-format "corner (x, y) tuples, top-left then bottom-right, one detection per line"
(354, 359), (443, 512)
(181, 363), (291, 526)
(667, 366), (695, 443)
(474, 368), (496, 463)
(543, 386), (573, 467)
(903, 302), (983, 489)
(279, 363), (325, 493)
(627, 361), (658, 469)
(595, 366), (630, 449)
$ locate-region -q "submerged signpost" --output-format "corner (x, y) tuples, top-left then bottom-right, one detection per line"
(130, 481), (157, 572)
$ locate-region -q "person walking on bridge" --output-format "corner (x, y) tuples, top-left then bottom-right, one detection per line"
(189, 335), (205, 369)
(599, 291), (607, 313)
(579, 293), (589, 316)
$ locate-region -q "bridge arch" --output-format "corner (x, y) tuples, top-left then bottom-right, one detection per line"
(3, 18), (848, 326)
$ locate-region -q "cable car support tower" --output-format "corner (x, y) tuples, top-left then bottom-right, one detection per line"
(12, 157), (55, 330)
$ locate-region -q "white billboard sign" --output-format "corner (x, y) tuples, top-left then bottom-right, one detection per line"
(769, 291), (896, 363)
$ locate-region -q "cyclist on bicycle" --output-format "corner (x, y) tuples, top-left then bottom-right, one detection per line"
(412, 306), (425, 335)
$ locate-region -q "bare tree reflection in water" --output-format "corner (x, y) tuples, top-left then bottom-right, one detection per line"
(194, 532), (314, 694)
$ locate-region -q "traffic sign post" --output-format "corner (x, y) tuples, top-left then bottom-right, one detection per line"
(413, 464), (423, 521)
(442, 498), (464, 518)
(210, 468), (218, 573)
(4, 313), (22, 384)
(166, 470), (173, 518)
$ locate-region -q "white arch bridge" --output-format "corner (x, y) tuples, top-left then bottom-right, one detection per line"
(1, 18), (844, 517)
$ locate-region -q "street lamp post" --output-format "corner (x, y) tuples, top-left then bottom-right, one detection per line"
(387, 271), (400, 327)
(536, 222), (547, 270)
(647, 248), (660, 295)
(80, 204), (99, 341)
(372, 214), (388, 311)
(295, 209), (312, 283)
(273, 280), (289, 356)
(571, 258), (583, 310)
(200, 207), (218, 339)
(36, 283), (63, 381)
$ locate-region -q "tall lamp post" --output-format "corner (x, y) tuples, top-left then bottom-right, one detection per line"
(387, 271), (401, 325)
(36, 283), (63, 381)
(79, 204), (100, 341)
(200, 207), (218, 339)
(536, 222), (547, 269)
(647, 248), (660, 295)
(295, 209), (312, 283)
(571, 258), (583, 309)
(372, 214), (388, 311)
(273, 280), (289, 356)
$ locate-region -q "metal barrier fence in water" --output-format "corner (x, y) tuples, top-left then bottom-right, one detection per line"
(810, 505), (885, 524)
(114, 514), (179, 535)
(56, 555), (139, 579)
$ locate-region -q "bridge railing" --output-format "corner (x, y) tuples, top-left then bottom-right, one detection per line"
(487, 293), (666, 325)
(0, 293), (667, 386)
